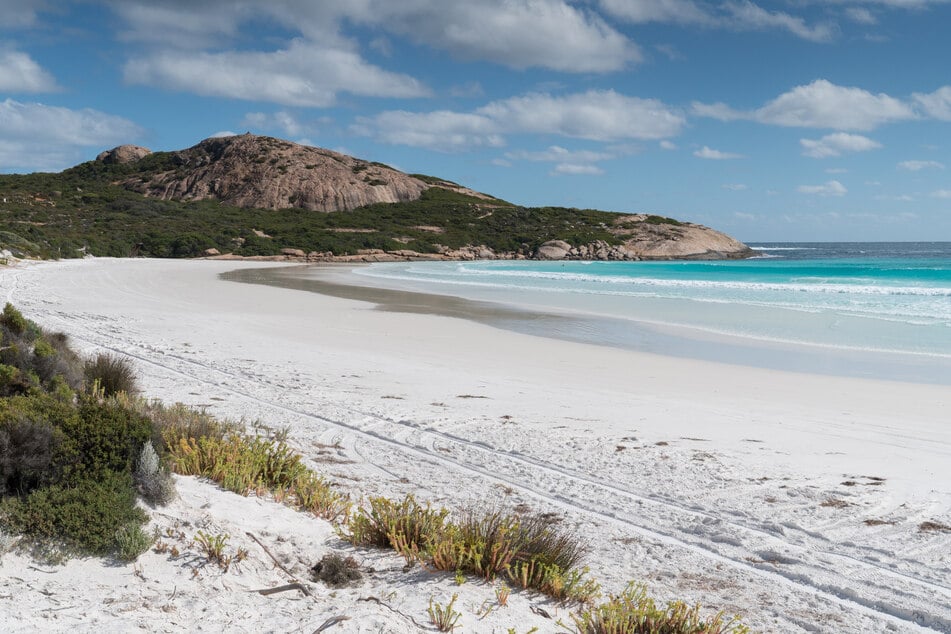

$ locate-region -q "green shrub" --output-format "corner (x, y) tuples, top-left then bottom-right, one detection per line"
(58, 397), (154, 482)
(0, 417), (62, 496)
(572, 582), (749, 634)
(112, 395), (239, 455)
(114, 523), (152, 562)
(0, 303), (28, 335)
(84, 353), (138, 396)
(1, 471), (147, 556)
(345, 494), (450, 552)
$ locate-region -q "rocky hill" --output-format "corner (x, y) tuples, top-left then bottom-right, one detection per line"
(0, 135), (753, 261)
(103, 134), (488, 212)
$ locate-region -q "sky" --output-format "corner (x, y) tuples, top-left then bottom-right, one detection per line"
(2, 1), (951, 241)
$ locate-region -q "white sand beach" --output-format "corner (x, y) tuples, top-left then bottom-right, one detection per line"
(1, 258), (949, 633)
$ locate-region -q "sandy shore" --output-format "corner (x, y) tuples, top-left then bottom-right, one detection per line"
(1, 258), (949, 633)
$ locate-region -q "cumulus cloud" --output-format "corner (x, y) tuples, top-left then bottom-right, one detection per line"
(798, 180), (848, 196)
(931, 190), (951, 198)
(0, 50), (58, 93)
(600, 0), (835, 41)
(210, 130), (238, 138)
(693, 79), (916, 130)
(659, 140), (678, 150)
(722, 183), (748, 190)
(694, 146), (744, 159)
(353, 110), (503, 152)
(112, 0), (638, 74)
(897, 159), (944, 171)
(241, 111), (311, 137)
(912, 86), (951, 120)
(506, 146), (617, 163)
(355, 91), (685, 151)
(124, 39), (429, 107)
(0, 99), (143, 172)
(800, 132), (881, 158)
(478, 91), (685, 141)
(553, 163), (604, 175)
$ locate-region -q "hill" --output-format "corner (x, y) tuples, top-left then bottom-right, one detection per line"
(0, 134), (753, 261)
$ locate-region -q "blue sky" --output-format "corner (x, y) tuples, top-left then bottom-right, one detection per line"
(2, 1), (951, 241)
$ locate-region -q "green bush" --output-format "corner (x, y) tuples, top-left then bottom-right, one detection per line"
(0, 417), (62, 496)
(0, 303), (28, 335)
(58, 398), (153, 482)
(84, 353), (138, 396)
(572, 582), (749, 634)
(1, 471), (147, 556)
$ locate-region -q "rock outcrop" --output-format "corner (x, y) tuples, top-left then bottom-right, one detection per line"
(104, 134), (434, 212)
(96, 145), (152, 164)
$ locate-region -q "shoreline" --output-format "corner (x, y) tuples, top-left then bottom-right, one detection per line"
(2, 258), (949, 633)
(222, 262), (951, 386)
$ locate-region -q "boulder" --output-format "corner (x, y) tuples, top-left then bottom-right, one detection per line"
(96, 145), (152, 164)
(535, 240), (572, 260)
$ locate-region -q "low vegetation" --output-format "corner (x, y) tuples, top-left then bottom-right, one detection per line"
(0, 303), (748, 630)
(0, 164), (692, 259)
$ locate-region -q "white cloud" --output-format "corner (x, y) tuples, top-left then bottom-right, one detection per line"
(845, 7), (878, 23)
(477, 91), (685, 141)
(124, 39), (429, 107)
(491, 158), (513, 168)
(369, 0), (640, 72)
(0, 50), (58, 93)
(693, 79), (916, 130)
(356, 91), (685, 151)
(912, 86), (951, 120)
(798, 180), (848, 196)
(113, 0), (639, 74)
(931, 189), (951, 199)
(553, 163), (604, 175)
(600, 0), (835, 41)
(722, 183), (748, 190)
(599, 0), (715, 25)
(506, 146), (617, 163)
(826, 167), (848, 173)
(722, 1), (836, 42)
(659, 140), (678, 150)
(897, 159), (944, 171)
(242, 111), (311, 137)
(0, 99), (143, 172)
(694, 146), (744, 159)
(210, 130), (238, 138)
(353, 110), (503, 152)
(800, 132), (881, 158)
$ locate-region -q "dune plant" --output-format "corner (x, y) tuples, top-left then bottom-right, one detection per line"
(84, 352), (138, 396)
(427, 593), (461, 632)
(571, 582), (749, 634)
(133, 440), (176, 506)
(345, 494), (450, 552)
(114, 523), (152, 562)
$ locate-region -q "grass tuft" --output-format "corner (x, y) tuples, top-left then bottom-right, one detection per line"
(572, 582), (749, 634)
(84, 353), (138, 396)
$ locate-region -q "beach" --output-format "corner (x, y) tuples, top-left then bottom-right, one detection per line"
(1, 257), (949, 633)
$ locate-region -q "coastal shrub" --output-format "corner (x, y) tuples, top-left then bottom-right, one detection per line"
(58, 397), (153, 482)
(114, 523), (153, 562)
(345, 494), (450, 551)
(164, 428), (351, 520)
(133, 441), (176, 506)
(1, 470), (147, 556)
(112, 395), (239, 454)
(84, 352), (138, 396)
(0, 303), (28, 335)
(571, 582), (749, 634)
(291, 471), (351, 522)
(0, 416), (62, 496)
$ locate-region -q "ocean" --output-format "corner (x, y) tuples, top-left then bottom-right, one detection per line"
(342, 242), (951, 383)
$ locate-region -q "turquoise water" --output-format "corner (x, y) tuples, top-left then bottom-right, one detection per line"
(353, 243), (951, 361)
